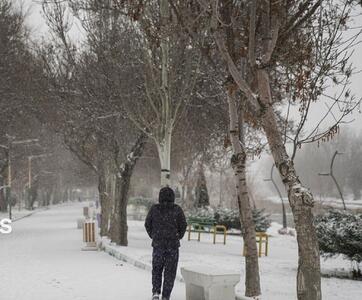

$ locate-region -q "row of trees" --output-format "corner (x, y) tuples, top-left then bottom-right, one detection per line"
(0, 1), (92, 212)
(1, 0), (361, 299)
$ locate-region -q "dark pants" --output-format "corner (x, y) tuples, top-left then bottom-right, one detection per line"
(152, 247), (179, 299)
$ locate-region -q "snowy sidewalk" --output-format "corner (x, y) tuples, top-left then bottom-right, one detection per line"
(102, 220), (362, 300)
(0, 202), (185, 300)
(0, 206), (45, 222)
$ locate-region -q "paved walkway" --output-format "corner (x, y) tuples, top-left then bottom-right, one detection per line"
(0, 203), (185, 300)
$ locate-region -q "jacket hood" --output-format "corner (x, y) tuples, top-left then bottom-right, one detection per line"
(159, 187), (175, 204)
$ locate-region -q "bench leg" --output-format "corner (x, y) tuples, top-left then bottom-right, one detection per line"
(213, 226), (227, 245)
(213, 226), (216, 244)
(258, 237), (262, 257)
(265, 236), (269, 256)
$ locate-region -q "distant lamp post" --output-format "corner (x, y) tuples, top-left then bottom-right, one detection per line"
(319, 150), (346, 210)
(0, 136), (39, 219)
(264, 164), (288, 229)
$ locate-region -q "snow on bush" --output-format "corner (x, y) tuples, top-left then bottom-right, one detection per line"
(187, 207), (271, 232)
(214, 207), (241, 229)
(315, 210), (362, 276)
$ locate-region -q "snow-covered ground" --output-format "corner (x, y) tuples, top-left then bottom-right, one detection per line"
(0, 202), (185, 300)
(106, 218), (362, 300)
(1, 202), (361, 300)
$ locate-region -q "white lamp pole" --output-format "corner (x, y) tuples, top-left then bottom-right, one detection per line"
(4, 137), (39, 219)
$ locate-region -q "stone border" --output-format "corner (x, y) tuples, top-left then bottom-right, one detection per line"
(99, 237), (184, 282)
(12, 210), (40, 222)
(4, 207), (49, 223)
(99, 238), (268, 299)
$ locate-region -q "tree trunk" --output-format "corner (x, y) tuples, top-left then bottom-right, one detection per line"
(109, 134), (147, 246)
(257, 68), (321, 300)
(106, 174), (114, 231)
(180, 160), (194, 205)
(110, 172), (130, 246)
(157, 0), (173, 188)
(181, 183), (185, 203)
(185, 179), (194, 209)
(227, 85), (261, 297)
(219, 170), (223, 206)
(0, 176), (7, 212)
(213, 4), (321, 295)
(98, 163), (111, 237)
(28, 179), (39, 210)
(62, 188), (68, 202)
(45, 188), (51, 206)
(195, 161), (210, 208)
(157, 131), (172, 187)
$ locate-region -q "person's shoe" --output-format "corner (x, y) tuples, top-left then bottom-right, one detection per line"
(161, 297), (169, 300)
(152, 293), (160, 300)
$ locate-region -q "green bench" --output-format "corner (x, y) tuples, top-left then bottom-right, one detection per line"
(187, 217), (227, 244)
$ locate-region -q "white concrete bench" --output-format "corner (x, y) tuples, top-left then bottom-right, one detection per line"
(181, 265), (240, 300)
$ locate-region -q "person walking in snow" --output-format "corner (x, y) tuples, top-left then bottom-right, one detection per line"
(145, 187), (187, 300)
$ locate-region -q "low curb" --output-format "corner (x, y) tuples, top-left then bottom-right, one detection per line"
(99, 239), (262, 299)
(99, 237), (184, 282)
(11, 207), (49, 222)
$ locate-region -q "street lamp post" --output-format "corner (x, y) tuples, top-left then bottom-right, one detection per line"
(319, 150), (346, 210)
(7, 147), (12, 219)
(1, 136), (39, 219)
(264, 164), (288, 229)
(28, 156), (31, 189)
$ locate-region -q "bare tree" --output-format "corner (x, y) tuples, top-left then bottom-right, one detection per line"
(227, 83), (261, 296)
(169, 0), (361, 298)
(39, 0), (148, 245)
(0, 0), (46, 212)
(71, 0), (203, 187)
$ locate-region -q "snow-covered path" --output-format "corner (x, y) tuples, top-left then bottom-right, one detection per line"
(2, 202), (361, 300)
(0, 203), (185, 300)
(113, 218), (362, 300)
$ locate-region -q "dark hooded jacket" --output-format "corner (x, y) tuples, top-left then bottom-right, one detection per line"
(145, 187), (187, 249)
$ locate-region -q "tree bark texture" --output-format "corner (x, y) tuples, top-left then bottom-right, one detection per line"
(98, 163), (111, 237)
(109, 134), (147, 246)
(257, 69), (321, 300)
(213, 3), (322, 296)
(157, 0), (173, 188)
(227, 85), (261, 297)
(157, 131), (172, 187)
(0, 176), (6, 212)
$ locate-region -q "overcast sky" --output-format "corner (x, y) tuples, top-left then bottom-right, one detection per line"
(21, 0), (362, 134)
